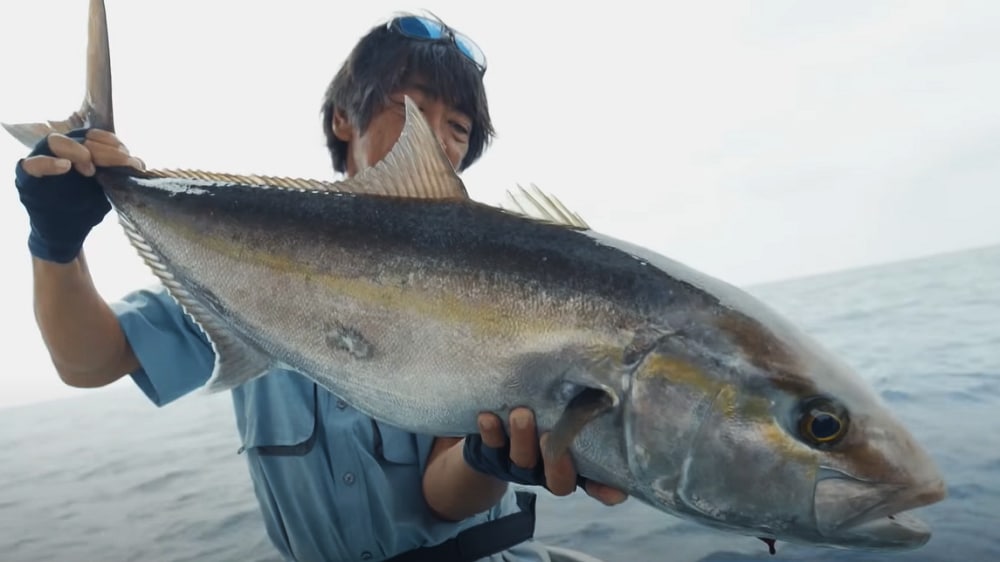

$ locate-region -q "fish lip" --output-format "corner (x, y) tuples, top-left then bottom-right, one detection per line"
(838, 479), (945, 530)
(818, 475), (947, 549)
(831, 509), (934, 550)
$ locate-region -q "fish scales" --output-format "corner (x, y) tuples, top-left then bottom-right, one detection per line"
(2, 0), (946, 553)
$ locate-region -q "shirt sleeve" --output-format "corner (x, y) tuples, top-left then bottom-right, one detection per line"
(111, 284), (216, 407)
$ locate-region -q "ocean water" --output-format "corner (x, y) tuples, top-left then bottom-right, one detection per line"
(1, 245), (997, 562)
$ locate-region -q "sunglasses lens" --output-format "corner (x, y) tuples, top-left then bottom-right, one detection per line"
(395, 16), (446, 40)
(392, 16), (487, 74)
(453, 33), (487, 70)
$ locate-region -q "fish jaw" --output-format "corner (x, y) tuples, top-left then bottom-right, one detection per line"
(618, 321), (948, 551)
(812, 467), (947, 550)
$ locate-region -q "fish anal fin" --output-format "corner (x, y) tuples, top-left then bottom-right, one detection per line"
(543, 386), (617, 459)
(116, 213), (274, 394)
(203, 332), (275, 393)
(140, 168), (345, 193)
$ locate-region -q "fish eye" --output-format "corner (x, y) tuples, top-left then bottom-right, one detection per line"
(797, 397), (849, 447)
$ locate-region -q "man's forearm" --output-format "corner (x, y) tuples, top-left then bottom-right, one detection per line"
(422, 436), (509, 521)
(33, 251), (136, 386)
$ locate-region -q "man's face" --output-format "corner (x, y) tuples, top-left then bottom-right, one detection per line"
(333, 82), (474, 178)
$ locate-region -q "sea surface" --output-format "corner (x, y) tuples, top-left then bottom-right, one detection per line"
(1, 245), (997, 562)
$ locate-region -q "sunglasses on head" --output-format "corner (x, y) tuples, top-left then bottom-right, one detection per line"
(387, 15), (487, 75)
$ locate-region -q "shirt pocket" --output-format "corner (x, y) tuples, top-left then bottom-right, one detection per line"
(371, 420), (422, 465)
(236, 373), (319, 457)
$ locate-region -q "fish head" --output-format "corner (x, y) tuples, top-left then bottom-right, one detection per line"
(621, 308), (946, 551)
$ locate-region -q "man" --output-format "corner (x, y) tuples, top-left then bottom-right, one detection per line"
(13, 12), (626, 562)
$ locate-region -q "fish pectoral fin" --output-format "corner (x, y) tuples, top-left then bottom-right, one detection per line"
(334, 95), (469, 200)
(543, 386), (617, 460)
(624, 324), (676, 366)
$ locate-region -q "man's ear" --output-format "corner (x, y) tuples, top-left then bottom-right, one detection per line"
(332, 108), (355, 142)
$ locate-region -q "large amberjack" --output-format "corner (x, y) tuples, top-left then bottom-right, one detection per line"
(5, 0), (946, 553)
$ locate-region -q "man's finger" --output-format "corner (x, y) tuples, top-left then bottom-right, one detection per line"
(85, 128), (127, 152)
(85, 139), (135, 168)
(20, 155), (72, 178)
(477, 413), (507, 449)
(507, 408), (538, 469)
(540, 433), (577, 496)
(47, 134), (95, 177)
(584, 480), (629, 506)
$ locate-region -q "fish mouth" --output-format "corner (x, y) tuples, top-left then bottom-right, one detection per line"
(814, 474), (947, 550)
(831, 509), (933, 549)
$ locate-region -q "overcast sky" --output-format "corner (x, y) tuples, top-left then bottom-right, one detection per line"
(1, 0), (997, 409)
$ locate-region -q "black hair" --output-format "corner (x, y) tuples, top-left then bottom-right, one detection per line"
(321, 15), (494, 173)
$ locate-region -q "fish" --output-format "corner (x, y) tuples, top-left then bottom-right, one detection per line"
(5, 0), (946, 554)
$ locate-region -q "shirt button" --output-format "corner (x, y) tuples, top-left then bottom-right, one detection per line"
(336, 400), (347, 410)
(361, 552), (373, 560)
(343, 472), (356, 485)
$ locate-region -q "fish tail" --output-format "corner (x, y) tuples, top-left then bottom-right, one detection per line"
(2, 0), (115, 148)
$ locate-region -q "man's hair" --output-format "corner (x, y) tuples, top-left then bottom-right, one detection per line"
(321, 15), (495, 174)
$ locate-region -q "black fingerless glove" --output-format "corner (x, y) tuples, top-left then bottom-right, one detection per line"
(14, 128), (111, 263)
(463, 433), (588, 491)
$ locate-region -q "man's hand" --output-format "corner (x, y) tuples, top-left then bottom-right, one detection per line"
(15, 128), (144, 264)
(475, 407), (629, 506)
(19, 129), (143, 179)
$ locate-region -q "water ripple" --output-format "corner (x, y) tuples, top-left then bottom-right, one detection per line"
(2, 245), (999, 561)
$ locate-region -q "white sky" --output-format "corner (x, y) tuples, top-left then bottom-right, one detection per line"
(1, 0), (998, 410)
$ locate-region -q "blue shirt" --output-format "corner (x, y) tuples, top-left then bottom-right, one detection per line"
(112, 285), (550, 562)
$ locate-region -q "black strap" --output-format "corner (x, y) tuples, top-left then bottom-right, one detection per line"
(386, 491), (537, 562)
(463, 433), (590, 491)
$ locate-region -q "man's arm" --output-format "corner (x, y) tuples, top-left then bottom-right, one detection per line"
(421, 435), (508, 521)
(33, 253), (138, 387)
(18, 129), (144, 387)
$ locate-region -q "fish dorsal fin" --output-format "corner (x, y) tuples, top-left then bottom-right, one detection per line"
(501, 183), (591, 230)
(337, 95), (469, 199)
